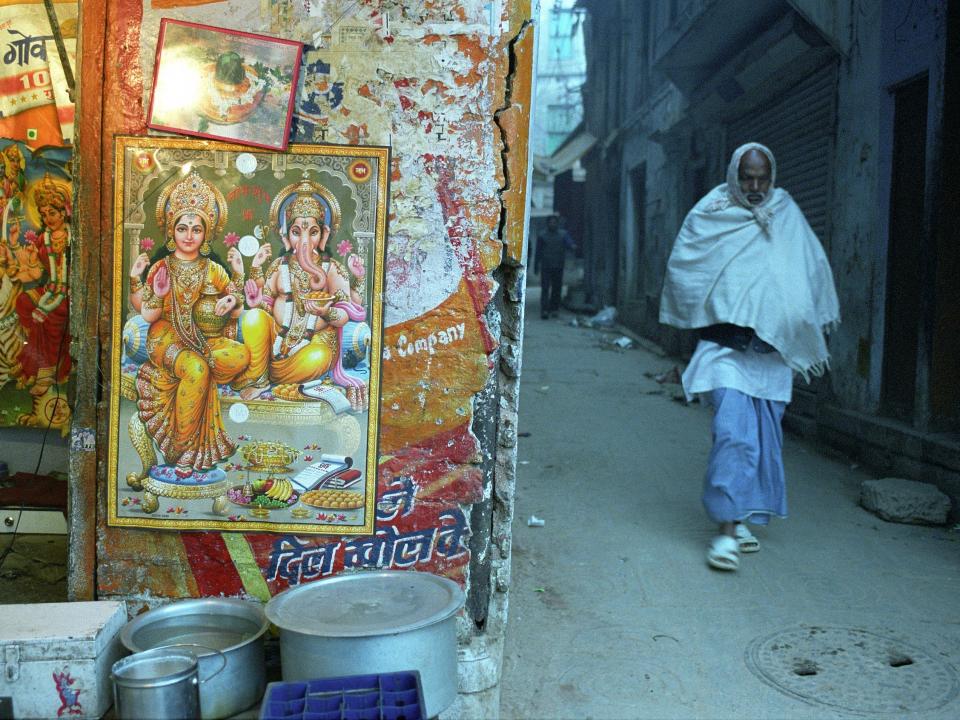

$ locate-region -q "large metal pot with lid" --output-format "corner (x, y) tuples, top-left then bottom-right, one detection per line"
(265, 570), (465, 719)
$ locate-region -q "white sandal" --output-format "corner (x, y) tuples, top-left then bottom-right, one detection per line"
(707, 535), (739, 571)
(734, 523), (760, 553)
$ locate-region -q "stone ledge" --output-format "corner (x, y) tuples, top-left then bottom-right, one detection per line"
(860, 477), (952, 525)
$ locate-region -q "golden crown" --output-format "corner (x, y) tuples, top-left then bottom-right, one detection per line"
(286, 192), (325, 224)
(33, 173), (71, 212)
(270, 179), (341, 236)
(164, 171), (218, 231)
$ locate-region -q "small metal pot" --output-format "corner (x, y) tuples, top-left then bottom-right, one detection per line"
(265, 570), (465, 719)
(120, 598), (269, 720)
(111, 646), (226, 720)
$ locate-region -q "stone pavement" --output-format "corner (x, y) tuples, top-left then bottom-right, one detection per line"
(498, 300), (960, 719)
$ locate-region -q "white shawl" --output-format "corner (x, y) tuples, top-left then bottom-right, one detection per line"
(659, 143), (840, 381)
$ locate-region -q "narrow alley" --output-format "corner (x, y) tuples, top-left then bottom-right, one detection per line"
(499, 295), (960, 720)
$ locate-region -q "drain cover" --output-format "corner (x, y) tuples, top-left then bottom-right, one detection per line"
(745, 626), (959, 714)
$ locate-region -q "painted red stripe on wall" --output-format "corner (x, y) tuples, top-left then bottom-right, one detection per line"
(180, 532), (246, 597)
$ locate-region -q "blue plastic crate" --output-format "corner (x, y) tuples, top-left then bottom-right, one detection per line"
(259, 671), (425, 720)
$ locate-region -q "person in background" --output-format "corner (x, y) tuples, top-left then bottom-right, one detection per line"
(533, 214), (574, 320)
(659, 142), (840, 572)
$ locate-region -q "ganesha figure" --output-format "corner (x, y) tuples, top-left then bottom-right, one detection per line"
(239, 179), (368, 410)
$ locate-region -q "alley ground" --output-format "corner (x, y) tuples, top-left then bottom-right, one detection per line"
(498, 289), (960, 720)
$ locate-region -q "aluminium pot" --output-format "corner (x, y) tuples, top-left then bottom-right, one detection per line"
(265, 570), (465, 719)
(119, 598), (269, 720)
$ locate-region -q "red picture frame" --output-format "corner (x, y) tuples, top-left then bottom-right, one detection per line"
(147, 19), (303, 151)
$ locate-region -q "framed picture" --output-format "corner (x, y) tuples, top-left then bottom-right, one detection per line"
(147, 19), (303, 151)
(107, 136), (389, 534)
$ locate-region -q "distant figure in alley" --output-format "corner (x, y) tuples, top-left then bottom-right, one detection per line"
(659, 142), (840, 571)
(534, 214), (574, 320)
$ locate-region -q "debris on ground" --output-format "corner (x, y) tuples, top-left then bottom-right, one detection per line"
(518, 431), (532, 437)
(645, 365), (682, 384)
(586, 306), (617, 327)
(656, 365), (682, 384)
(599, 334), (634, 351)
(527, 515), (545, 527)
(536, 386), (550, 393)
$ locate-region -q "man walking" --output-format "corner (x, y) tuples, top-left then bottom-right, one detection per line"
(659, 142), (840, 571)
(534, 214), (573, 319)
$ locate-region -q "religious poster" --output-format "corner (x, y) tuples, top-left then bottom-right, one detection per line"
(0, 0), (78, 148)
(107, 136), (388, 534)
(0, 139), (72, 433)
(147, 19), (303, 151)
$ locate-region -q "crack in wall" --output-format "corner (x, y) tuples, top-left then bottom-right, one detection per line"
(495, 19), (533, 253)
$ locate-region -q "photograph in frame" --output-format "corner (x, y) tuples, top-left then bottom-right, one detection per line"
(108, 136), (388, 534)
(147, 19), (303, 151)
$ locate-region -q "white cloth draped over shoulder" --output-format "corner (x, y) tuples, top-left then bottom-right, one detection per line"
(659, 143), (840, 382)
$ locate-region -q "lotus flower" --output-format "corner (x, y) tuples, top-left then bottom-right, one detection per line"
(140, 237), (155, 252)
(337, 240), (353, 256)
(224, 232), (240, 247)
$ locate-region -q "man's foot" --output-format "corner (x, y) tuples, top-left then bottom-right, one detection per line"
(706, 535), (739, 570)
(550, 311), (559, 318)
(734, 523), (760, 552)
(540, 312), (549, 320)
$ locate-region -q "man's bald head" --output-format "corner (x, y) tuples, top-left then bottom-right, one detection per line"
(738, 149), (772, 206)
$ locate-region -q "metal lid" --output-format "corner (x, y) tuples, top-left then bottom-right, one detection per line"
(265, 570), (465, 637)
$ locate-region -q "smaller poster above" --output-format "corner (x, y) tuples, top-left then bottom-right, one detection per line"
(147, 19), (303, 152)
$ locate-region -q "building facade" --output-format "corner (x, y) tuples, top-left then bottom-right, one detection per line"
(577, 0), (960, 502)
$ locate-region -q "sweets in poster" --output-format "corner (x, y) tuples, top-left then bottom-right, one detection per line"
(0, 139), (72, 432)
(107, 136), (388, 535)
(0, 1), (77, 148)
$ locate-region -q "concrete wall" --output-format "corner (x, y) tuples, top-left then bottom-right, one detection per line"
(73, 1), (534, 715)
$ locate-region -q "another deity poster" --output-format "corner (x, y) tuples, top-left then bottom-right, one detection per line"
(107, 136), (388, 534)
(0, 139), (72, 433)
(148, 19), (302, 151)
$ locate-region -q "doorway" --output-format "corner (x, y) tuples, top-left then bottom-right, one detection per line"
(881, 75), (928, 421)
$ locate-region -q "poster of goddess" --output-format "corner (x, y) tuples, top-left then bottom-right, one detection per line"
(0, 140), (72, 433)
(107, 136), (388, 534)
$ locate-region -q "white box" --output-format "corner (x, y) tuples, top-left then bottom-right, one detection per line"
(0, 601), (126, 719)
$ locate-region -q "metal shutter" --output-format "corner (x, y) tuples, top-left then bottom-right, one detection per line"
(726, 62), (838, 245)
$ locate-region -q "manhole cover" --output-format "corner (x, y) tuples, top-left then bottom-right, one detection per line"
(745, 626), (959, 715)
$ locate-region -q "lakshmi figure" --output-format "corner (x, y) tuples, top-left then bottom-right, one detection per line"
(239, 179), (368, 410)
(128, 171), (250, 476)
(14, 175), (72, 427)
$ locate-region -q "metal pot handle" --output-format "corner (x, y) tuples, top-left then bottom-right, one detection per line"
(160, 643), (227, 684)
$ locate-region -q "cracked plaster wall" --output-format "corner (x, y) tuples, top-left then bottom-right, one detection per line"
(82, 1), (533, 715)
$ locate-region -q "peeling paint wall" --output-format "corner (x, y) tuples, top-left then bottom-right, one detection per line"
(77, 0), (533, 714)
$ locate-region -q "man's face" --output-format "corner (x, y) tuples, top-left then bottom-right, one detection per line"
(547, 217), (559, 231)
(738, 150), (772, 206)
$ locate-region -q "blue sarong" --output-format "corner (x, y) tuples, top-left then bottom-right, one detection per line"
(702, 387), (787, 525)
